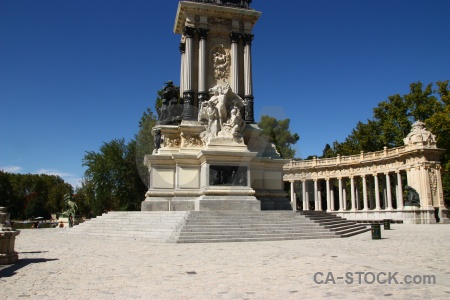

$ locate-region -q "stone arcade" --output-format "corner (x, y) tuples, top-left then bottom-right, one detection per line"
(284, 121), (449, 224)
(142, 0), (290, 211)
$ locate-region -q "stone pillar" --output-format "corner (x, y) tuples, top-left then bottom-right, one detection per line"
(0, 207), (20, 265)
(179, 43), (185, 98)
(182, 26), (196, 121)
(350, 176), (356, 211)
(362, 175), (368, 211)
(435, 166), (445, 207)
(314, 179), (320, 211)
(302, 180), (308, 210)
(290, 181), (296, 211)
(230, 32), (240, 94)
(338, 177), (344, 212)
(326, 179), (331, 212)
(385, 172), (393, 210)
(396, 171), (404, 209)
(197, 28), (209, 106)
(242, 33), (254, 124)
(374, 174), (381, 210)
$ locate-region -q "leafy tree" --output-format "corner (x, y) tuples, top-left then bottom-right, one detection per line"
(83, 138), (146, 214)
(258, 115), (300, 159)
(46, 182), (73, 214)
(136, 108), (157, 188)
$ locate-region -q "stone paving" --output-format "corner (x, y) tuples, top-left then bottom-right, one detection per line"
(0, 224), (449, 299)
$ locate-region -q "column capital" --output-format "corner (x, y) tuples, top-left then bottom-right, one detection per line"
(179, 42), (186, 54)
(242, 33), (254, 45)
(183, 26), (196, 38)
(198, 28), (209, 40)
(230, 31), (241, 43)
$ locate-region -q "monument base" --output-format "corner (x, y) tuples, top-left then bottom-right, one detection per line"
(0, 230), (20, 265)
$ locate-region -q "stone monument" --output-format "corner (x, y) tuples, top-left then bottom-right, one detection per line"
(0, 207), (20, 264)
(142, 0), (290, 211)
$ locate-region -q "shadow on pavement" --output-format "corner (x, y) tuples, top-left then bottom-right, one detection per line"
(0, 258), (59, 278)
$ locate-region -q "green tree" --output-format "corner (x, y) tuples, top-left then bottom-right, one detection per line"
(258, 115), (300, 159)
(83, 138), (145, 214)
(135, 108), (157, 188)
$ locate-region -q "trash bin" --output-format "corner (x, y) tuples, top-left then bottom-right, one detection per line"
(383, 219), (391, 230)
(371, 224), (381, 240)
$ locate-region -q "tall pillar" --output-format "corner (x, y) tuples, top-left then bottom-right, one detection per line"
(230, 32), (240, 94)
(179, 43), (185, 97)
(314, 180), (320, 211)
(326, 179), (331, 212)
(338, 177), (344, 211)
(396, 171), (404, 209)
(436, 166), (445, 207)
(242, 33), (254, 123)
(182, 26), (196, 120)
(302, 180), (308, 211)
(330, 179), (335, 211)
(385, 172), (393, 210)
(374, 174), (381, 210)
(362, 175), (368, 211)
(350, 176), (356, 211)
(197, 28), (209, 106)
(290, 181), (296, 211)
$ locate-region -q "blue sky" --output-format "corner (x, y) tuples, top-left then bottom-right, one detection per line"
(1, 0), (449, 188)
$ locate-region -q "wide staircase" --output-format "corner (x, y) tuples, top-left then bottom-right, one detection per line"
(65, 211), (370, 243)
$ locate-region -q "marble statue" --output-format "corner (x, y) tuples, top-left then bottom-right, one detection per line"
(198, 84), (246, 144)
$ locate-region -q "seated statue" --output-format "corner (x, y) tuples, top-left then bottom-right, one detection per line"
(404, 185), (420, 207)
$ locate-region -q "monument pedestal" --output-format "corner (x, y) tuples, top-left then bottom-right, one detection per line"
(142, 122), (289, 211)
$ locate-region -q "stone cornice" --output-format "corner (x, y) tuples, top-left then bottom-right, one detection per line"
(283, 145), (445, 181)
(174, 1), (261, 34)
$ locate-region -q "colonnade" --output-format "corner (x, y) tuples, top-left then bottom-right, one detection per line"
(178, 26), (255, 123)
(289, 171), (407, 212)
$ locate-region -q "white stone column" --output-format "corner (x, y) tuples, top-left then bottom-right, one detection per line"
(421, 166), (434, 209)
(350, 176), (356, 211)
(338, 177), (344, 211)
(290, 181), (296, 211)
(326, 179), (331, 212)
(362, 175), (368, 211)
(230, 32), (240, 94)
(314, 180), (320, 211)
(182, 26), (196, 120)
(385, 172), (393, 210)
(184, 27), (194, 92)
(197, 28), (209, 105)
(302, 180), (308, 211)
(179, 43), (185, 97)
(242, 33), (254, 123)
(436, 166), (445, 207)
(396, 171), (404, 209)
(374, 174), (381, 210)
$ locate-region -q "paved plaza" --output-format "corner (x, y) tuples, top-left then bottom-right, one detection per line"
(1, 224), (449, 299)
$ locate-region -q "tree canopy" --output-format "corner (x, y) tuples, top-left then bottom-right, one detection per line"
(0, 171), (73, 219)
(258, 115), (300, 159)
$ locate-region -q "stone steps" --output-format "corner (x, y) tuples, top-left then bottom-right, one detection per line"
(66, 210), (370, 243)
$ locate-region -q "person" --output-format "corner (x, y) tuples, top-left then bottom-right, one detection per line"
(58, 221), (64, 228)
